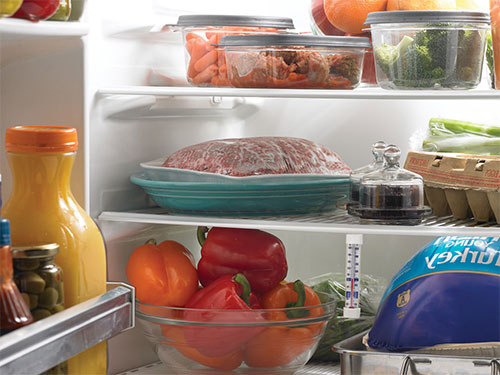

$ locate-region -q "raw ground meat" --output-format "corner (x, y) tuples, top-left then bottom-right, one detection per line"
(162, 137), (351, 176)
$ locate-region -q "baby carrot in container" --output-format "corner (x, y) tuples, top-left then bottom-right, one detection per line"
(176, 14), (295, 86)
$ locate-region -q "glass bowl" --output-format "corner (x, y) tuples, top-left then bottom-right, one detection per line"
(136, 291), (336, 375)
(365, 10), (490, 90)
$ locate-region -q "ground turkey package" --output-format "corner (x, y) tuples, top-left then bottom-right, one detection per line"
(162, 137), (351, 176)
(367, 236), (500, 354)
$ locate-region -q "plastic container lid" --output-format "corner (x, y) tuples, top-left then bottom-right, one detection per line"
(12, 243), (60, 259)
(5, 126), (78, 153)
(0, 219), (10, 246)
(177, 14), (295, 29)
(218, 34), (371, 48)
(365, 10), (491, 25)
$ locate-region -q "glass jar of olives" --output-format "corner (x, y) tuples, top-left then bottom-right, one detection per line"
(12, 243), (65, 321)
(12, 243), (67, 374)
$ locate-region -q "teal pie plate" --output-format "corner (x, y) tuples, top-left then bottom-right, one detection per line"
(131, 173), (351, 216)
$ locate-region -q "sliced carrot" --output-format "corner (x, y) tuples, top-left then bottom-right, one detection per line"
(192, 64), (218, 85)
(194, 50), (218, 73)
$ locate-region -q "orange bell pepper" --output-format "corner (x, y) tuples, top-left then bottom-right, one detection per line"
(244, 280), (325, 368)
(125, 239), (199, 307)
(161, 325), (243, 371)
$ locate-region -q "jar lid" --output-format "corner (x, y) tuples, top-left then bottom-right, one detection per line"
(365, 10), (490, 25)
(12, 243), (60, 259)
(360, 145), (424, 187)
(351, 141), (387, 180)
(5, 126), (78, 153)
(177, 15), (295, 29)
(218, 34), (372, 48)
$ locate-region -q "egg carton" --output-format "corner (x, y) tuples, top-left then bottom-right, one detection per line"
(404, 152), (500, 224)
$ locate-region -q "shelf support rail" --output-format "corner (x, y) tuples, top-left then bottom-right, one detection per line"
(0, 282), (135, 375)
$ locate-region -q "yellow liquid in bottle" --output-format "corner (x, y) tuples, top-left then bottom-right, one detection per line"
(2, 152), (107, 375)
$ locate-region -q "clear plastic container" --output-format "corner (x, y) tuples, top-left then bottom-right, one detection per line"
(365, 10), (491, 90)
(348, 145), (432, 225)
(350, 141), (387, 202)
(218, 34), (370, 89)
(491, 0), (500, 88)
(177, 15), (295, 87)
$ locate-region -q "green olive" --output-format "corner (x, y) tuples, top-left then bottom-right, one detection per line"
(32, 308), (52, 321)
(18, 272), (46, 294)
(39, 270), (60, 288)
(14, 259), (40, 271)
(50, 304), (65, 314)
(28, 293), (39, 310)
(38, 287), (59, 309)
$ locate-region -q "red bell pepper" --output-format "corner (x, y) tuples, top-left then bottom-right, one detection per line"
(197, 227), (288, 294)
(183, 273), (265, 357)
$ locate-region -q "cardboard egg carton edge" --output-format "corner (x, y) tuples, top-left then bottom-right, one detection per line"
(404, 152), (500, 224)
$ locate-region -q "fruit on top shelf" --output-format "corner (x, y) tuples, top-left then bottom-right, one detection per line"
(387, 0), (455, 10)
(0, 0), (23, 17)
(321, 0), (488, 37)
(12, 0), (60, 21)
(324, 0), (388, 35)
(126, 239), (198, 306)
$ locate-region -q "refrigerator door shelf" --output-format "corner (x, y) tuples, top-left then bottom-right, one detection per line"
(0, 18), (89, 40)
(0, 282), (135, 375)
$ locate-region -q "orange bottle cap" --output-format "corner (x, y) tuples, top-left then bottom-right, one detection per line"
(5, 126), (78, 153)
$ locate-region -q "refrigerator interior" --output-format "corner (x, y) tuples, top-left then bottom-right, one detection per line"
(1, 0), (499, 374)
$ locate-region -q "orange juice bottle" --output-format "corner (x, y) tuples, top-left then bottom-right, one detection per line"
(2, 126), (107, 375)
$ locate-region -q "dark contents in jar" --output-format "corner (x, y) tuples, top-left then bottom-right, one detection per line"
(229, 49), (361, 89)
(361, 184), (421, 210)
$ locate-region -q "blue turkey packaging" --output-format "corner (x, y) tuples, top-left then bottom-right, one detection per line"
(367, 236), (500, 353)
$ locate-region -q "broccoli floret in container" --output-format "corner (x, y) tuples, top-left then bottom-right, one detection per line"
(375, 23), (485, 89)
(375, 35), (413, 76)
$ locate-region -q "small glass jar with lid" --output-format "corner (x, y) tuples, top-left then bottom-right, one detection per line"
(350, 141), (387, 202)
(348, 145), (432, 225)
(12, 243), (65, 321)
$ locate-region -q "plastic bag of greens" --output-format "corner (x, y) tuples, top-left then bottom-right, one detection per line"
(308, 272), (386, 362)
(420, 118), (500, 156)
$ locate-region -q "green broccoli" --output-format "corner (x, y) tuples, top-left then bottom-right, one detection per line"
(376, 23), (485, 89)
(374, 35), (414, 76)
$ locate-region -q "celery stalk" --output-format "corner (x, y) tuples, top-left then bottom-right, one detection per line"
(422, 135), (500, 155)
(429, 118), (500, 138)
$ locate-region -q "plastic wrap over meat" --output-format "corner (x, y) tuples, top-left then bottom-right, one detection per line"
(162, 137), (351, 176)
